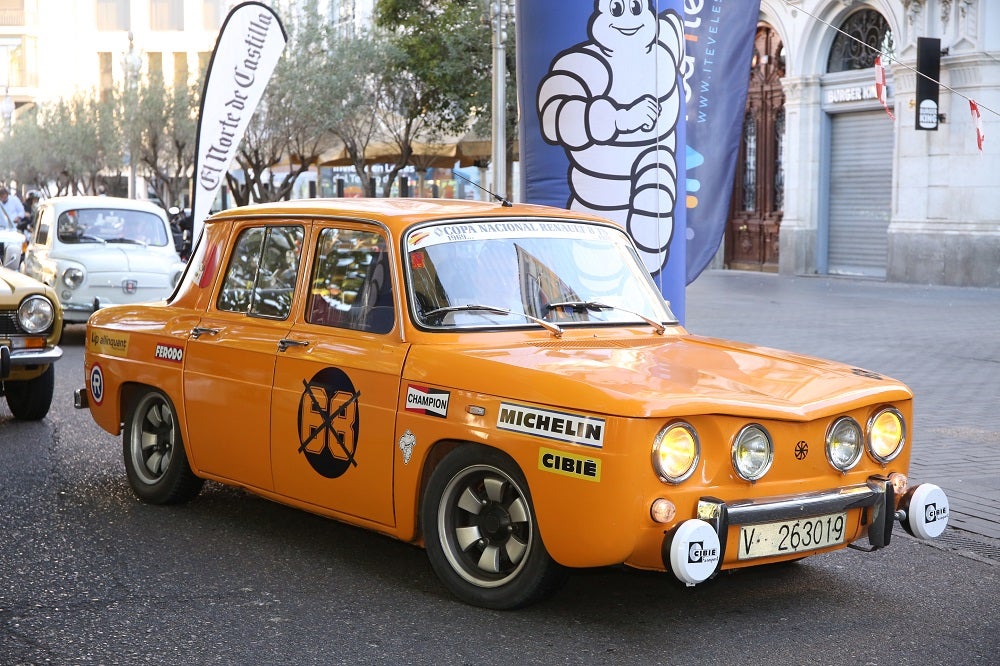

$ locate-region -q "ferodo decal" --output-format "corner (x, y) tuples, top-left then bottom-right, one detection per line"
(297, 367), (360, 479)
(497, 402), (605, 448)
(89, 363), (104, 406)
(405, 385), (450, 418)
(538, 447), (601, 482)
(89, 330), (130, 357)
(154, 343), (184, 363)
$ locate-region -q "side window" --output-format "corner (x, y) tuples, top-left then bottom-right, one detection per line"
(35, 208), (51, 245)
(217, 225), (304, 319)
(307, 228), (393, 334)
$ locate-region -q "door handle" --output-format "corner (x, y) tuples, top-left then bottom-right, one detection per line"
(191, 326), (220, 339)
(278, 338), (309, 352)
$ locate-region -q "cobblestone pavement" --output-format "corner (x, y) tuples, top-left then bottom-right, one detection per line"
(685, 270), (1000, 553)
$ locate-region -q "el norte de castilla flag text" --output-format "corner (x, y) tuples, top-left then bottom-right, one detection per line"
(191, 1), (287, 241)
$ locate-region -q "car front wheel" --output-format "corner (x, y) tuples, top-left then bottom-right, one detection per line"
(123, 389), (203, 504)
(421, 444), (566, 609)
(4, 365), (54, 421)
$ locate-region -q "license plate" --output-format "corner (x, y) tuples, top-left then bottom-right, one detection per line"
(738, 512), (847, 560)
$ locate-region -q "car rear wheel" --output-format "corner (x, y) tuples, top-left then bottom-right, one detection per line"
(421, 444), (566, 609)
(4, 365), (54, 421)
(123, 389), (203, 504)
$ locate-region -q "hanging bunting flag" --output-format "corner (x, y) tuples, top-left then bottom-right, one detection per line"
(970, 100), (985, 153)
(190, 1), (287, 244)
(874, 56), (894, 120)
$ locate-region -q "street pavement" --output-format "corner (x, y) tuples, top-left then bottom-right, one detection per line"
(685, 269), (1000, 557)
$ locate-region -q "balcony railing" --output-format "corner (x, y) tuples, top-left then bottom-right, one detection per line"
(0, 9), (24, 26)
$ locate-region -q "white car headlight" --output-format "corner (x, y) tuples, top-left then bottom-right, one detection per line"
(826, 417), (863, 471)
(867, 407), (905, 463)
(62, 267), (85, 289)
(18, 295), (56, 334)
(731, 424), (774, 481)
(652, 422), (700, 484)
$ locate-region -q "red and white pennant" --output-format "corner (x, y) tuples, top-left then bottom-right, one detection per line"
(970, 100), (985, 153)
(874, 56), (894, 120)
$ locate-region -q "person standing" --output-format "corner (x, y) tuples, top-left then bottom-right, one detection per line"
(0, 187), (26, 231)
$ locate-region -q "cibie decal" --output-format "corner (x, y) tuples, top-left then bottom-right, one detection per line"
(398, 430), (416, 464)
(405, 385), (450, 418)
(538, 447), (601, 482)
(497, 402), (604, 448)
(297, 367), (361, 479)
(154, 343), (184, 363)
(89, 363), (104, 406)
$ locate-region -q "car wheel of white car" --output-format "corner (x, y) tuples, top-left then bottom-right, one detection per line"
(123, 389), (203, 504)
(421, 444), (567, 609)
(4, 365), (54, 421)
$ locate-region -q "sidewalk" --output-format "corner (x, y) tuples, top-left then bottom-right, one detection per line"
(685, 270), (1000, 549)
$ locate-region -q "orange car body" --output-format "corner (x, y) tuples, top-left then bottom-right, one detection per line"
(78, 199), (946, 606)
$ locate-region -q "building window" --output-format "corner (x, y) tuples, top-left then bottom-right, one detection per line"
(827, 9), (892, 73)
(147, 52), (163, 80)
(202, 0), (223, 31)
(173, 52), (188, 87)
(741, 111), (757, 213)
(150, 0), (184, 31)
(98, 52), (113, 103)
(96, 0), (129, 31)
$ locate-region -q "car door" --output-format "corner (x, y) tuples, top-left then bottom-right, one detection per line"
(182, 222), (306, 491)
(270, 223), (406, 527)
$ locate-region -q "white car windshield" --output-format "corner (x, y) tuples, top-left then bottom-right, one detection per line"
(56, 208), (168, 246)
(406, 219), (677, 330)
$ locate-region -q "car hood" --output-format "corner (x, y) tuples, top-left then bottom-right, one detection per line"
(0, 266), (49, 294)
(52, 244), (179, 273)
(402, 332), (911, 420)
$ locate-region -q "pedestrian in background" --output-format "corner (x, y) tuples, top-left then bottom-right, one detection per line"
(0, 187), (26, 232)
(21, 190), (40, 234)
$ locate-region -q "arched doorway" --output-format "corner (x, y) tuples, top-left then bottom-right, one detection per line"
(725, 24), (785, 272)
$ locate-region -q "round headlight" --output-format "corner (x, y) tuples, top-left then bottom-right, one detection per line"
(652, 422), (700, 483)
(826, 417), (863, 471)
(62, 267), (85, 289)
(18, 295), (56, 334)
(731, 424), (774, 481)
(868, 407), (905, 463)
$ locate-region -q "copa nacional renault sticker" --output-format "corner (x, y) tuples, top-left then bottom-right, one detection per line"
(497, 402), (605, 448)
(405, 385), (450, 418)
(538, 447), (601, 482)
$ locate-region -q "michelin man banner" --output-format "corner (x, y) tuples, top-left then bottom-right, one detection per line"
(191, 2), (287, 242)
(517, 0), (759, 320)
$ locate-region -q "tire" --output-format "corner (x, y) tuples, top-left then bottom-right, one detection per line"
(421, 444), (567, 609)
(123, 389), (203, 504)
(4, 365), (54, 421)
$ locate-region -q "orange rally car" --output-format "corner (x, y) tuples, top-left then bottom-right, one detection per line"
(74, 198), (949, 609)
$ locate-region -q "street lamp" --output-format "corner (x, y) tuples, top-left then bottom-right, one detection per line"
(0, 88), (14, 135)
(490, 0), (512, 200)
(121, 31), (142, 199)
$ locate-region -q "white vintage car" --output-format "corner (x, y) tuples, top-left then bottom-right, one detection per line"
(0, 214), (24, 269)
(22, 196), (185, 324)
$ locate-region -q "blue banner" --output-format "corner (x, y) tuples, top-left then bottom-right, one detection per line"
(681, 0), (760, 283)
(516, 0), (687, 319)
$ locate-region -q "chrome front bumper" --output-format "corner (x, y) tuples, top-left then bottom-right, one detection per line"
(1, 344), (63, 378)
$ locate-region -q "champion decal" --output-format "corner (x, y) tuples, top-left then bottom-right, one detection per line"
(405, 385), (450, 418)
(497, 402), (605, 448)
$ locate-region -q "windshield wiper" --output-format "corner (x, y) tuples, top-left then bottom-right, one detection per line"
(423, 304), (563, 337)
(106, 237), (147, 246)
(546, 300), (667, 335)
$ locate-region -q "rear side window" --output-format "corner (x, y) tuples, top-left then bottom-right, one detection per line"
(217, 225), (304, 319)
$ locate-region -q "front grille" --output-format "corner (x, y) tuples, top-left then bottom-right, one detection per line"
(0, 310), (25, 336)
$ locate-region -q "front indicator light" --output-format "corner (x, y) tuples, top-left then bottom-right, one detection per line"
(868, 407), (905, 463)
(731, 424), (774, 481)
(652, 422), (699, 483)
(650, 498), (677, 524)
(826, 417), (863, 471)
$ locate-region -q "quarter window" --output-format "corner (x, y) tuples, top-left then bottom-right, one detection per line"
(307, 228), (393, 334)
(217, 225), (304, 319)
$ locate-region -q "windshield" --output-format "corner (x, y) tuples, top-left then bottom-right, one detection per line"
(406, 219), (677, 330)
(56, 208), (168, 246)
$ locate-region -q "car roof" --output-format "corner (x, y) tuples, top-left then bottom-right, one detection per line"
(205, 198), (619, 234)
(40, 196), (168, 217)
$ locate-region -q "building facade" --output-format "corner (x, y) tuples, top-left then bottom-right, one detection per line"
(735, 0), (998, 287)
